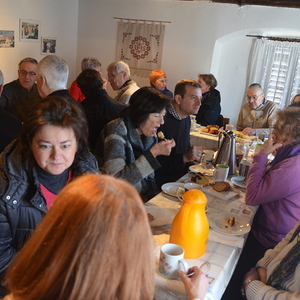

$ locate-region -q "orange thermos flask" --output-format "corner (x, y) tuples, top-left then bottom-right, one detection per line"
(169, 189), (209, 259)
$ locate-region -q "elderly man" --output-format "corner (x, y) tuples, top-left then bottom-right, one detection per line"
(0, 70), (22, 153)
(36, 55), (78, 105)
(107, 61), (139, 105)
(155, 79), (205, 187)
(237, 83), (278, 136)
(0, 57), (41, 122)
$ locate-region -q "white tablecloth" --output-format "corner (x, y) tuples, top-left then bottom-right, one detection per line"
(190, 127), (219, 150)
(148, 173), (257, 300)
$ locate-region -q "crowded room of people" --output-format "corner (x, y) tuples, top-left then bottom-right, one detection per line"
(1, 0), (300, 299)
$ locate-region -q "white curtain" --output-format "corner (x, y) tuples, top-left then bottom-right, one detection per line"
(116, 19), (165, 77)
(248, 39), (300, 108)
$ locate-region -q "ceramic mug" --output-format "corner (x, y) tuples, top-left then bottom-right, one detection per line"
(176, 183), (203, 201)
(213, 164), (229, 181)
(201, 150), (215, 166)
(159, 243), (189, 279)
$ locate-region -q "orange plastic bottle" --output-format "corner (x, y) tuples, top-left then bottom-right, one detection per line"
(169, 189), (209, 258)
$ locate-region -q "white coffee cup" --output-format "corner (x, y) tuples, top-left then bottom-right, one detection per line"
(176, 183), (203, 201)
(201, 150), (215, 165)
(159, 243), (189, 279)
(213, 164), (229, 181)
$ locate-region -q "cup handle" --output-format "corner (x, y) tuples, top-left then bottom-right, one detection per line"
(176, 187), (185, 202)
(213, 169), (218, 180)
(179, 259), (189, 273)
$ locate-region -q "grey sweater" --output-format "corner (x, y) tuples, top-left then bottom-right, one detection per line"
(246, 221), (300, 300)
(98, 117), (161, 201)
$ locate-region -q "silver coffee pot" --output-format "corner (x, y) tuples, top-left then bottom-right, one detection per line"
(213, 130), (236, 175)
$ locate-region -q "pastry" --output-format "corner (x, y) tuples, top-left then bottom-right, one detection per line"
(228, 217), (235, 227)
(193, 172), (215, 187)
(212, 181), (231, 192)
(157, 131), (167, 141)
(147, 213), (155, 221)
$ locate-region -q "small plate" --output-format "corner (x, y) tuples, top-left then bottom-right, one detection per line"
(145, 206), (177, 227)
(231, 176), (246, 188)
(189, 164), (215, 176)
(202, 186), (240, 201)
(208, 212), (251, 236)
(161, 182), (183, 197)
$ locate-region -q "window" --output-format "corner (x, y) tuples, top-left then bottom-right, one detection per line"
(248, 39), (300, 108)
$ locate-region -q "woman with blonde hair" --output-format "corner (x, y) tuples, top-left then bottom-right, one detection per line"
(3, 174), (209, 300)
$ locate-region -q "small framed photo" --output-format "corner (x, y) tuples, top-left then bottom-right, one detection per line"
(41, 37), (57, 54)
(0, 30), (15, 48)
(19, 19), (40, 42)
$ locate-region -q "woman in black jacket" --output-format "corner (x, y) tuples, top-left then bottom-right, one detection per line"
(196, 74), (221, 126)
(0, 96), (99, 297)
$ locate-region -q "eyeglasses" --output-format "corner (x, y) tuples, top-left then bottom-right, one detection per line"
(107, 71), (123, 79)
(246, 93), (263, 101)
(19, 70), (36, 77)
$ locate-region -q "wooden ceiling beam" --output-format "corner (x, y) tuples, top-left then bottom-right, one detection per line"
(211, 0), (300, 9)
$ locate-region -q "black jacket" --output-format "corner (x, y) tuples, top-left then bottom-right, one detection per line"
(196, 88), (221, 126)
(0, 140), (99, 275)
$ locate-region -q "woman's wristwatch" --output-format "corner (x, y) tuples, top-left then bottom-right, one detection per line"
(241, 278), (254, 297)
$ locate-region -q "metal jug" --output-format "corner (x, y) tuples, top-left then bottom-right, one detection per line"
(213, 130), (236, 175)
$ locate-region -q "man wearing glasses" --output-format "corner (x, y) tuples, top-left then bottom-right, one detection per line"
(0, 57), (41, 122)
(106, 61), (139, 105)
(236, 83), (278, 136)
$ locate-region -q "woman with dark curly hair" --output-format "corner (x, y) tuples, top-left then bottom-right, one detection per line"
(0, 96), (99, 297)
(97, 87), (175, 201)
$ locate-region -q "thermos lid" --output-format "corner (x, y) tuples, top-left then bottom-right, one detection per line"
(182, 189), (207, 204)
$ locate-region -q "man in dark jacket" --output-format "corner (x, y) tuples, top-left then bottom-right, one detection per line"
(0, 57), (41, 122)
(76, 69), (126, 151)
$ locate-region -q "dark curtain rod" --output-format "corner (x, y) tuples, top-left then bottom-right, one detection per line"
(246, 34), (300, 42)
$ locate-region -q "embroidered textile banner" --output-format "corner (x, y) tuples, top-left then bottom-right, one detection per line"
(116, 19), (165, 77)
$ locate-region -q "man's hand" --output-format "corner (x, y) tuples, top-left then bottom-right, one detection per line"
(242, 127), (256, 136)
(183, 146), (206, 163)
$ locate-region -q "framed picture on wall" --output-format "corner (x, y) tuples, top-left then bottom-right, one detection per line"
(41, 37), (57, 54)
(19, 19), (40, 42)
(0, 30), (15, 48)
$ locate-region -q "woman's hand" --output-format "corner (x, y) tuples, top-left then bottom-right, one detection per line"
(150, 139), (176, 157)
(178, 266), (210, 300)
(257, 267), (267, 284)
(260, 133), (283, 156)
(242, 127), (256, 136)
(243, 267), (260, 294)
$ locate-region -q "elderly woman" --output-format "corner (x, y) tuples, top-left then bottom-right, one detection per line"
(0, 96), (98, 297)
(222, 107), (300, 300)
(97, 87), (175, 201)
(150, 69), (173, 99)
(242, 220), (300, 300)
(2, 174), (209, 300)
(196, 74), (221, 126)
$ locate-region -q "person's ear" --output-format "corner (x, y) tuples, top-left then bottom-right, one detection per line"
(174, 94), (182, 105)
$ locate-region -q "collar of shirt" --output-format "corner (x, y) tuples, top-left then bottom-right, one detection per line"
(168, 103), (187, 120)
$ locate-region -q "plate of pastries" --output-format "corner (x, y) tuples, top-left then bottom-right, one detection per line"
(200, 125), (223, 135)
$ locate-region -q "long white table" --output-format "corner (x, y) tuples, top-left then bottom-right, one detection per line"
(190, 127), (219, 150)
(147, 172), (257, 300)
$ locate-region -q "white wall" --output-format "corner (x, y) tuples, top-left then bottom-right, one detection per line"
(1, 0), (300, 128)
(77, 0), (300, 127)
(0, 0), (79, 86)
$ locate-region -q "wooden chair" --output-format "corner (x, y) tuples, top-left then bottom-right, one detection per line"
(218, 114), (230, 129)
